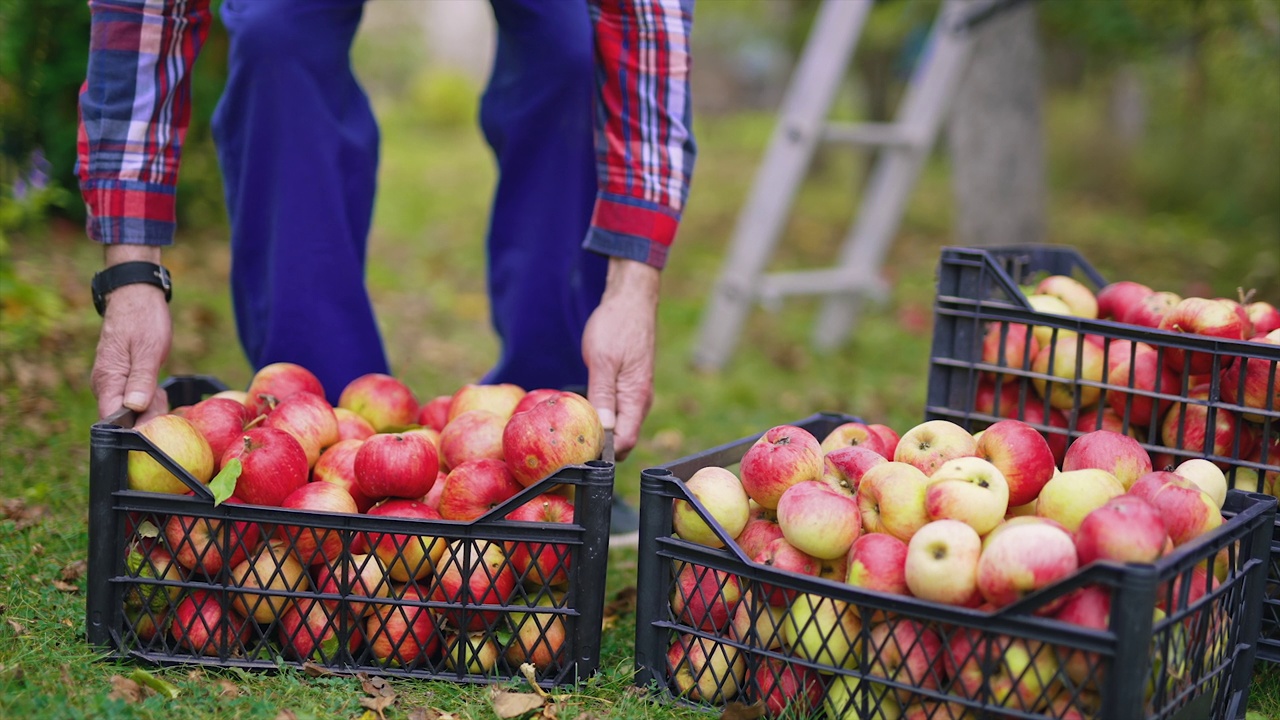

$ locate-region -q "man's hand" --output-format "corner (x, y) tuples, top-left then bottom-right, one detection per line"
(583, 258), (661, 460)
(92, 246), (172, 424)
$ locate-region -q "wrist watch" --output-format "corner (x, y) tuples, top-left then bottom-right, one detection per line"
(91, 261), (173, 316)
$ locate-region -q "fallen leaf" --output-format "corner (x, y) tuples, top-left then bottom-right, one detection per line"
(7, 619), (27, 636)
(107, 675), (148, 703)
(490, 687), (545, 719)
(32, 543), (44, 556)
(539, 703), (559, 719)
(359, 696), (396, 719)
(301, 661), (337, 677)
(52, 579), (79, 593)
(61, 560), (88, 582)
(186, 669), (205, 682)
(62, 618), (73, 627)
(357, 672), (397, 720)
(719, 701), (766, 720)
(0, 498), (48, 531)
(407, 710), (459, 720)
(216, 679), (240, 697)
(518, 663), (550, 699)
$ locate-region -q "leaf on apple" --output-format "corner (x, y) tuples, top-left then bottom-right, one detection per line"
(209, 458), (243, 506)
(136, 520), (160, 539)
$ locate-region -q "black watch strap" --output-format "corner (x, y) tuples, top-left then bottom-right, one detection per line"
(92, 261), (172, 316)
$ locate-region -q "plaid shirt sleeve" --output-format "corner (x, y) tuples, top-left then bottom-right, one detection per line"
(586, 0), (696, 270)
(77, 0), (212, 246)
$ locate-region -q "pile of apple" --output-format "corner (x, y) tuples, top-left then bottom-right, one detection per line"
(121, 362), (604, 674)
(664, 417), (1240, 718)
(979, 274), (1279, 491)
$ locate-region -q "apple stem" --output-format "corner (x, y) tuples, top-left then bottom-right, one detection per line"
(1239, 286), (1256, 305)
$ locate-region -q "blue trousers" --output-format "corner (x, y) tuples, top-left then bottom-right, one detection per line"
(212, 0), (607, 403)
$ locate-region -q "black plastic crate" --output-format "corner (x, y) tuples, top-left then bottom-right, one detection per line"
(633, 414), (1276, 719)
(924, 244), (1280, 663)
(87, 376), (614, 686)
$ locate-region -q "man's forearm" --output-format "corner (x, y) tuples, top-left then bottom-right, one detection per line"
(105, 245), (162, 267)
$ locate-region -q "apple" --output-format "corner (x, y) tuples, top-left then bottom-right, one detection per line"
(821, 445), (886, 496)
(817, 553), (849, 584)
(780, 593), (861, 669)
(824, 673), (901, 720)
(1053, 585), (1111, 684)
(666, 633), (746, 703)
(1158, 298), (1248, 374)
(402, 426), (441, 454)
(366, 583), (440, 667)
(904, 519), (982, 606)
(945, 629), (1060, 708)
(1076, 494), (1169, 567)
(503, 391), (604, 487)
(222, 426), (309, 507)
(437, 458), (524, 522)
(365, 499), (446, 582)
(170, 590), (252, 657)
(738, 424), (824, 509)
(893, 420), (977, 476)
(1031, 335), (1106, 410)
(728, 590), (784, 650)
(1024, 293), (1075, 348)
(505, 592), (569, 671)
(983, 515), (1070, 549)
(981, 321), (1040, 375)
(751, 537), (819, 607)
(123, 543), (183, 615)
(245, 362), (326, 417)
(127, 607), (169, 645)
(670, 561), (743, 630)
(977, 521), (1078, 608)
(976, 377), (1071, 463)
(1096, 280), (1153, 321)
(1106, 343), (1182, 428)
(673, 466), (751, 549)
(1035, 468), (1124, 532)
(276, 481), (359, 565)
(278, 597), (363, 662)
(733, 506), (784, 561)
(333, 406), (377, 442)
(1062, 429), (1152, 490)
(447, 383), (526, 423)
(776, 480), (861, 559)
(431, 539), (518, 632)
(164, 495), (262, 576)
(422, 471), (448, 509)
(263, 391), (339, 468)
(865, 620), (944, 707)
(1246, 301), (1280, 335)
(338, 373), (419, 432)
(313, 553), (391, 618)
(312, 439), (375, 513)
(228, 540), (309, 623)
(210, 389), (251, 408)
(511, 388), (561, 417)
(924, 457), (1009, 535)
(975, 419), (1056, 507)
(1035, 275), (1098, 319)
(416, 394), (453, 432)
(1129, 471), (1223, 546)
(183, 398), (251, 471)
(1217, 296), (1255, 337)
(1075, 406), (1140, 438)
(355, 432), (439, 501)
(750, 658), (823, 718)
(1123, 290), (1181, 328)
(438, 409), (507, 471)
(845, 533), (909, 597)
(1160, 388), (1244, 462)
(1174, 459), (1228, 508)
(128, 414), (215, 494)
(1221, 337), (1279, 422)
(819, 421), (887, 456)
(443, 631), (502, 674)
(857, 462), (930, 542)
(505, 492), (576, 586)
(867, 424), (901, 457)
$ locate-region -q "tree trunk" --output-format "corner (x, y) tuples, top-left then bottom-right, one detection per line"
(947, 1), (1046, 247)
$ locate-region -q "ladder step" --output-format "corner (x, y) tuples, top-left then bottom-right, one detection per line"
(757, 268), (890, 305)
(821, 121), (921, 148)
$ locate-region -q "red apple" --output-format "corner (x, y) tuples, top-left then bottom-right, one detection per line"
(752, 538), (819, 607)
(865, 620), (946, 707)
(228, 540), (309, 623)
(355, 432), (439, 501)
(1160, 388), (1245, 462)
(893, 420), (977, 476)
(366, 583), (440, 667)
(313, 553), (392, 618)
(438, 409), (507, 470)
(670, 561), (743, 631)
(1076, 494), (1169, 566)
(1062, 429), (1152, 490)
(278, 597), (363, 663)
(1030, 335), (1107, 410)
(924, 457), (1010, 535)
(822, 445), (886, 496)
(1158, 297), (1248, 374)
(1106, 344), (1181, 429)
(1053, 585), (1112, 684)
(365, 499), (445, 582)
(437, 458), (524, 522)
(338, 373), (419, 432)
(312, 439), (375, 513)
(431, 539), (518, 632)
(733, 506), (784, 561)
(728, 590), (784, 650)
(1246, 301), (1280, 335)
(164, 495), (262, 576)
(1036, 275), (1098, 319)
(976, 378), (1071, 463)
(857, 462), (930, 542)
(447, 382), (526, 423)
(981, 322), (1040, 375)
(503, 391), (604, 487)
(975, 419), (1056, 507)
(977, 521), (1078, 608)
(1221, 336), (1279, 422)
(264, 391), (339, 467)
(245, 362), (326, 418)
(845, 532), (910, 596)
(1128, 471), (1223, 546)
(1123, 290), (1181, 328)
(128, 414), (216, 494)
(905, 519), (983, 606)
(416, 394), (453, 432)
(737, 425), (824, 510)
(867, 424), (901, 457)
(819, 422), (887, 456)
(422, 471), (447, 510)
(183, 398), (251, 471)
(222, 426), (310, 507)
(751, 657), (823, 718)
(505, 492), (576, 586)
(666, 633), (746, 703)
(276, 482), (359, 566)
(1096, 280), (1153, 321)
(944, 629), (1061, 707)
(776, 480), (861, 559)
(333, 406), (377, 442)
(171, 590), (252, 657)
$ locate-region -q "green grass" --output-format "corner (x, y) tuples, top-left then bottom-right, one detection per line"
(3, 70), (1279, 720)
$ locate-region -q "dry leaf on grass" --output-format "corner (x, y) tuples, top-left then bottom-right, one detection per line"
(7, 619), (27, 636)
(302, 661), (337, 678)
(357, 673), (397, 720)
(61, 560), (87, 582)
(0, 498), (48, 531)
(107, 675), (148, 703)
(32, 543), (44, 556)
(216, 679), (241, 697)
(719, 701), (766, 720)
(407, 709), (459, 720)
(490, 687), (546, 719)
(52, 579), (79, 593)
